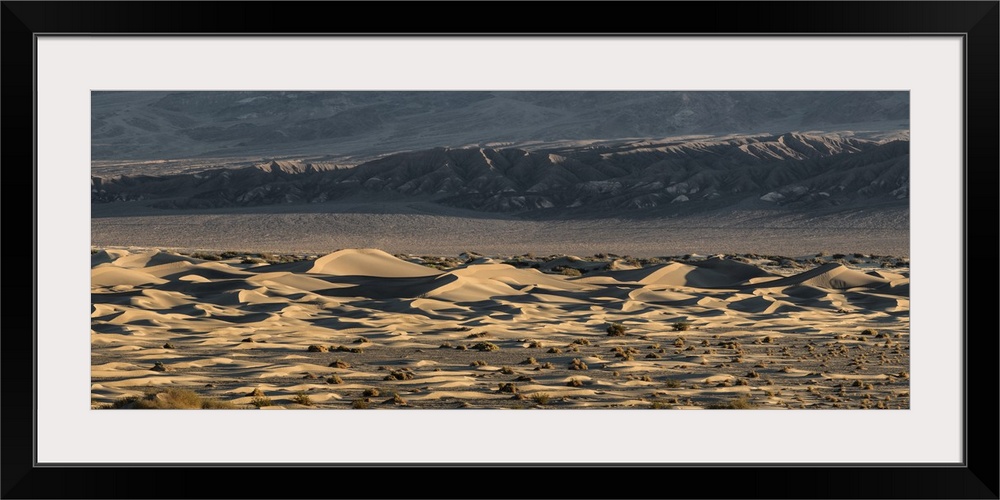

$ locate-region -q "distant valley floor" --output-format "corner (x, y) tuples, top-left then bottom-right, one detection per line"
(91, 205), (909, 258)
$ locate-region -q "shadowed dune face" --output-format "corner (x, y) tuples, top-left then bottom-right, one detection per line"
(92, 249), (909, 410)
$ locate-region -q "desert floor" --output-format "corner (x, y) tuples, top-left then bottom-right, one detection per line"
(91, 203), (910, 258)
(91, 248), (909, 410)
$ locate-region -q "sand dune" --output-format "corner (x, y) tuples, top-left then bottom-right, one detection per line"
(91, 267), (167, 287)
(749, 262), (889, 290)
(92, 249), (909, 410)
(603, 257), (776, 288)
(308, 248), (441, 277)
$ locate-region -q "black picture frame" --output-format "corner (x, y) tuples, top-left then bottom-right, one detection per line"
(3, 2), (997, 498)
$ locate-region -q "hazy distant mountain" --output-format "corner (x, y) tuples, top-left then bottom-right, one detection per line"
(92, 91), (909, 162)
(92, 132), (909, 218)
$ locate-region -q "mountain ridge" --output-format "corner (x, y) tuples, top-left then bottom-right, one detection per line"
(92, 133), (909, 218)
(92, 91), (909, 164)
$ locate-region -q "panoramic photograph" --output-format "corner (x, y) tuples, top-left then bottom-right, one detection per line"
(91, 91), (910, 410)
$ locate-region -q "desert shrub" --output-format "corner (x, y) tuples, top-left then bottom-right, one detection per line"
(531, 393), (551, 405)
(672, 322), (692, 332)
(500, 366), (515, 375)
(497, 383), (518, 394)
(861, 329), (878, 336)
(606, 323), (627, 337)
(292, 392), (314, 406)
(251, 396), (274, 408)
(201, 398), (236, 409)
(571, 339), (591, 346)
(307, 345), (328, 352)
(191, 252), (222, 261)
(362, 388), (380, 397)
(329, 359), (350, 369)
(383, 393), (407, 406)
(560, 267), (582, 277)
(107, 395), (143, 409)
(520, 357), (538, 365)
(470, 360), (488, 367)
(472, 342), (499, 352)
(706, 396), (756, 409)
(569, 358), (588, 371)
(326, 375), (344, 384)
(566, 378), (584, 387)
(665, 379), (682, 388)
(111, 388), (233, 409)
(384, 370), (413, 381)
(352, 399), (371, 409)
(650, 401), (673, 409)
(527, 340), (543, 348)
(162, 343), (176, 349)
(256, 253), (303, 264)
(622, 257), (641, 267)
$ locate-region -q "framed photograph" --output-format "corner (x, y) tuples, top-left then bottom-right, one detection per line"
(4, 2), (996, 498)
